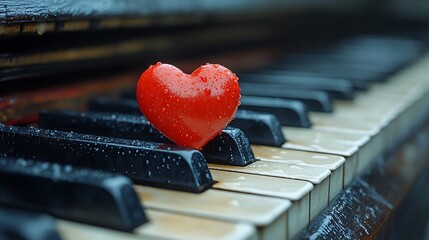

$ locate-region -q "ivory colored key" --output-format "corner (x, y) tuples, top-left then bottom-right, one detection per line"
(308, 115), (385, 175)
(211, 170), (312, 239)
(139, 210), (257, 240)
(251, 146), (345, 202)
(334, 102), (393, 126)
(318, 88), (427, 175)
(282, 127), (366, 188)
(135, 186), (291, 240)
(282, 127), (366, 156)
(252, 146), (345, 170)
(283, 123), (380, 178)
(209, 160), (330, 184)
(58, 209), (258, 240)
(329, 98), (402, 174)
(211, 169), (312, 200)
(58, 220), (146, 240)
(209, 161), (330, 223)
(307, 54), (429, 174)
(310, 112), (380, 136)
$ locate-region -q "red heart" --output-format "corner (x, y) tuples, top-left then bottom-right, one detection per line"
(136, 63), (241, 149)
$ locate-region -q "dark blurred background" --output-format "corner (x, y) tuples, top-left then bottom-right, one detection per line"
(2, 0), (429, 93)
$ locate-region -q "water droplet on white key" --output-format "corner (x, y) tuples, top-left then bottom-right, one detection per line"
(312, 155), (328, 159)
(289, 165), (303, 170)
(229, 199), (240, 207)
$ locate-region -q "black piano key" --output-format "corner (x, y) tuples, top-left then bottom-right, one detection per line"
(0, 207), (61, 240)
(278, 37), (423, 84)
(201, 127), (254, 166)
(332, 36), (423, 70)
(251, 69), (369, 91)
(230, 110), (286, 147)
(240, 82), (333, 112)
(0, 124), (213, 193)
(39, 110), (166, 145)
(0, 158), (147, 232)
(38, 110), (255, 167)
(88, 99), (287, 147)
(238, 73), (354, 100)
(239, 96), (311, 128)
(283, 54), (390, 74)
(271, 61), (387, 83)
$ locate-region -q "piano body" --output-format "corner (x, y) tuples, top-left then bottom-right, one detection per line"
(1, 0), (429, 239)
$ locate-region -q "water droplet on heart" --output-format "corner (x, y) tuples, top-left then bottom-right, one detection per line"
(200, 76), (208, 82)
(204, 88), (211, 95)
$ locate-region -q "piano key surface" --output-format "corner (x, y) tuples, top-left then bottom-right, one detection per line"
(0, 207), (61, 240)
(0, 158), (147, 232)
(1, 30), (429, 240)
(58, 209), (258, 240)
(135, 186), (291, 240)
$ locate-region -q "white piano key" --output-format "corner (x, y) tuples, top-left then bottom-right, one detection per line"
(139, 210), (258, 240)
(209, 161), (330, 185)
(58, 210), (258, 240)
(209, 160), (331, 238)
(287, 194), (310, 239)
(58, 220), (148, 240)
(310, 112), (385, 174)
(135, 186), (291, 240)
(281, 127), (362, 188)
(309, 176), (330, 221)
(251, 145), (345, 202)
(210, 169), (312, 239)
(211, 169), (312, 201)
(251, 146), (345, 170)
(282, 127), (364, 156)
(310, 113), (380, 136)
(329, 163), (344, 201)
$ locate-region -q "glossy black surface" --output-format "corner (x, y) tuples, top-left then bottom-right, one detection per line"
(0, 157), (147, 231)
(230, 110), (286, 147)
(39, 110), (255, 166)
(270, 60), (387, 84)
(89, 98), (289, 147)
(248, 69), (369, 91)
(0, 207), (61, 240)
(0, 124), (213, 193)
(201, 127), (255, 166)
(239, 96), (312, 128)
(90, 97), (294, 151)
(240, 82), (333, 112)
(239, 73), (355, 100)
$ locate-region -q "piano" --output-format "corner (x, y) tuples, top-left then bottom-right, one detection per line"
(1, 1), (429, 239)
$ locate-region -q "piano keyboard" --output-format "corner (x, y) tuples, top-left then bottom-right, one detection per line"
(1, 34), (429, 240)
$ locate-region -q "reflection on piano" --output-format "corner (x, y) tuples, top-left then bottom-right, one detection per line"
(1, 1), (429, 239)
